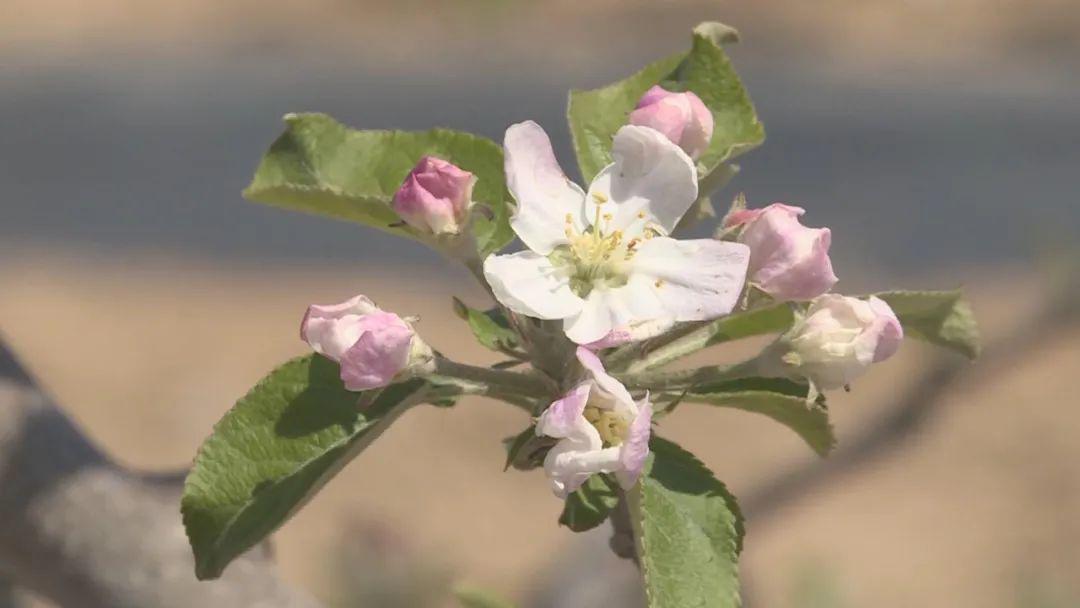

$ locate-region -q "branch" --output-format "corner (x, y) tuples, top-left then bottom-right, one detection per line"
(0, 337), (322, 608)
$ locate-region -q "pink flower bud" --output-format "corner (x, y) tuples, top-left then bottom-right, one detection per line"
(628, 85), (714, 159)
(727, 203), (838, 302)
(300, 295), (433, 391)
(778, 294), (903, 390)
(392, 156), (476, 235)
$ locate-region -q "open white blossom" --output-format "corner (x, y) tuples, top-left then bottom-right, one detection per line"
(483, 121), (750, 344)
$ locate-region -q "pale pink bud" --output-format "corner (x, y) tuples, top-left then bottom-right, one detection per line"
(300, 295), (433, 391)
(392, 156), (476, 235)
(780, 295), (903, 390)
(628, 85), (714, 159)
(727, 203), (838, 302)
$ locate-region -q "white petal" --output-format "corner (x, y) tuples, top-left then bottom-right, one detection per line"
(504, 121), (587, 254)
(483, 251), (584, 320)
(562, 288), (616, 345)
(629, 237), (750, 321)
(584, 125), (698, 237)
(575, 347), (636, 414)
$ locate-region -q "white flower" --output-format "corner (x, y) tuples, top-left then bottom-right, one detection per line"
(536, 347), (652, 499)
(483, 121), (750, 345)
(771, 294), (904, 391)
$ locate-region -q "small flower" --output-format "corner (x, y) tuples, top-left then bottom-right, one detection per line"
(301, 295), (434, 391)
(536, 347), (652, 498)
(483, 120), (749, 345)
(770, 295), (903, 391)
(725, 203), (837, 302)
(392, 156), (476, 235)
(628, 85), (715, 159)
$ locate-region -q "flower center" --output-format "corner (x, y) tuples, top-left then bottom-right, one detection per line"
(548, 200), (646, 298)
(583, 405), (630, 447)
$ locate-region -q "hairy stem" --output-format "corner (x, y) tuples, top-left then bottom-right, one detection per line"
(432, 357), (553, 399)
(618, 358), (762, 391)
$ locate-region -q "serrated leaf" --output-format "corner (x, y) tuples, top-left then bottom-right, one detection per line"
(684, 377), (835, 456)
(633, 437), (744, 608)
(568, 21), (764, 185)
(181, 355), (426, 579)
(244, 113), (513, 256)
(559, 474), (620, 532)
(452, 297), (521, 354)
(875, 290), (980, 359)
(454, 586), (517, 608)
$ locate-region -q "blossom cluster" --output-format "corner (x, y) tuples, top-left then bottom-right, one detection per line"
(298, 86), (903, 499)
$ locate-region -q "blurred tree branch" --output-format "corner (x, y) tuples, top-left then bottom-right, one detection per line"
(0, 337), (322, 608)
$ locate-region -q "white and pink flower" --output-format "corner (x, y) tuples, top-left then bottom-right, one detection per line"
(392, 156), (476, 235)
(772, 294), (903, 391)
(725, 203), (838, 302)
(483, 120), (750, 345)
(536, 347), (652, 498)
(300, 295), (434, 391)
(629, 85), (715, 160)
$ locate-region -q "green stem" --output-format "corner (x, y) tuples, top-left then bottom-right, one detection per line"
(617, 358), (761, 392)
(432, 357), (553, 398)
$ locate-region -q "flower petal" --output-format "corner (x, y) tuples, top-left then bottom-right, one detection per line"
(616, 399), (652, 489)
(484, 250), (584, 320)
(562, 288), (616, 345)
(543, 439), (621, 499)
(867, 296), (904, 362)
(339, 319), (414, 391)
(629, 237), (750, 321)
(584, 125), (698, 237)
(536, 383), (593, 440)
(504, 120), (587, 255)
(575, 347), (635, 412)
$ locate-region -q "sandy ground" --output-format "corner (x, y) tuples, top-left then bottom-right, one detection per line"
(1, 247), (1077, 607)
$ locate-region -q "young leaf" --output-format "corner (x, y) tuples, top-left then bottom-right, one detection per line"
(632, 437), (744, 608)
(244, 113), (513, 256)
(452, 297), (522, 354)
(181, 355), (426, 580)
(567, 21), (764, 184)
(684, 377), (835, 457)
(559, 474), (620, 532)
(875, 290), (980, 359)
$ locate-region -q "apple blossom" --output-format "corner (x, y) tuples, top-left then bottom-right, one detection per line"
(629, 85), (715, 159)
(483, 120), (750, 345)
(392, 156), (476, 235)
(770, 294), (903, 391)
(301, 294), (434, 391)
(725, 203), (838, 302)
(536, 347), (652, 498)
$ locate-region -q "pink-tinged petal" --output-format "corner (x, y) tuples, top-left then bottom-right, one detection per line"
(392, 156), (475, 235)
(738, 203), (837, 302)
(484, 250), (584, 320)
(584, 317), (676, 350)
(575, 347), (635, 408)
(867, 296), (903, 362)
(616, 399), (652, 489)
(584, 125), (698, 238)
(301, 295), (382, 360)
(629, 86), (714, 159)
(338, 316), (414, 391)
(504, 120), (587, 255)
(629, 237), (750, 321)
(536, 383), (592, 440)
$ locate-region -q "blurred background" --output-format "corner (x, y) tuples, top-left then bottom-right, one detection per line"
(1, 1), (1078, 606)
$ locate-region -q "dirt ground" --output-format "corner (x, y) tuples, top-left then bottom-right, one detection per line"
(1, 247), (1076, 607)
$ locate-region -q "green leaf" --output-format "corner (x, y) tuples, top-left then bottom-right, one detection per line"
(244, 113), (513, 256)
(875, 290), (981, 359)
(181, 355), (427, 579)
(633, 437), (744, 608)
(684, 377), (835, 456)
(452, 297), (521, 354)
(567, 21), (764, 184)
(454, 585), (517, 608)
(559, 474), (620, 532)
